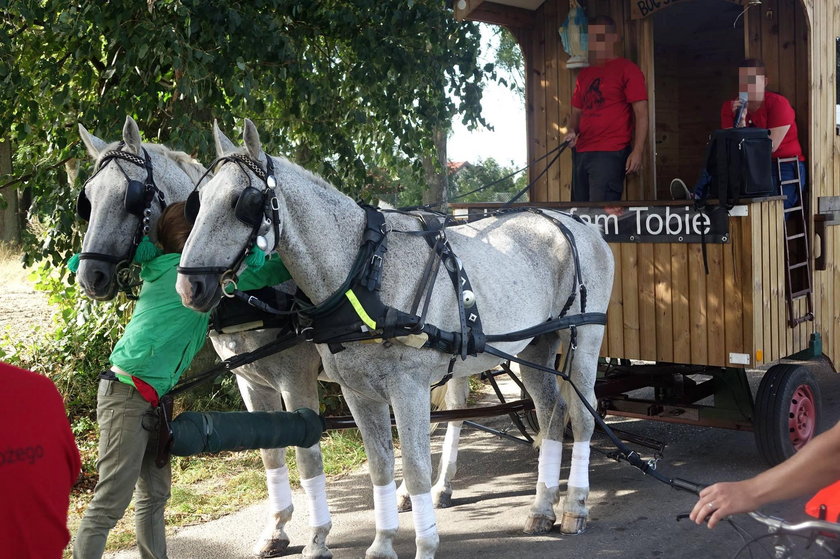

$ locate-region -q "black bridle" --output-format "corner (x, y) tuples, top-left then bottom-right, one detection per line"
(179, 153), (280, 293)
(77, 143), (167, 267)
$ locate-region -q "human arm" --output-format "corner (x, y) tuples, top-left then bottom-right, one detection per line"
(564, 106), (582, 147)
(625, 100), (648, 173)
(690, 420), (840, 528)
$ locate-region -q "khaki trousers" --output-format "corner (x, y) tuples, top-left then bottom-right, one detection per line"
(73, 379), (171, 559)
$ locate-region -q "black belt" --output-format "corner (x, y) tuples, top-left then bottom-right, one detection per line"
(98, 369), (118, 381)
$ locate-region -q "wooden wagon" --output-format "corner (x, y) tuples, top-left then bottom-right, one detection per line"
(454, 0), (840, 465)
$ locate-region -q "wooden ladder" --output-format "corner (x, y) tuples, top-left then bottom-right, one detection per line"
(777, 156), (814, 327)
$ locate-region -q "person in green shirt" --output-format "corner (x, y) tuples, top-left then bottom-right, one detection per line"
(73, 201), (291, 559)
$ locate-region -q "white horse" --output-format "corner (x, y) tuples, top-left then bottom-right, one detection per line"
(177, 120), (614, 559)
(75, 116), (330, 558)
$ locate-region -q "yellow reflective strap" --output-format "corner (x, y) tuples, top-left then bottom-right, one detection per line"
(344, 289), (377, 330)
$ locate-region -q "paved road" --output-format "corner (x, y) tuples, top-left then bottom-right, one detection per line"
(106, 364), (840, 559)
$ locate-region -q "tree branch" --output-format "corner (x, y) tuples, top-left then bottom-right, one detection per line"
(0, 154), (76, 191)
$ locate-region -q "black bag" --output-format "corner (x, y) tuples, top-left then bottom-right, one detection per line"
(703, 127), (774, 207)
(210, 286), (293, 334)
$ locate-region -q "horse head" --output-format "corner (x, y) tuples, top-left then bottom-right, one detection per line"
(75, 116), (205, 300)
(177, 119), (282, 312)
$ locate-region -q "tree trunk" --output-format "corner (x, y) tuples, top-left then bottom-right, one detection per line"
(421, 127), (448, 208)
(0, 138), (20, 244)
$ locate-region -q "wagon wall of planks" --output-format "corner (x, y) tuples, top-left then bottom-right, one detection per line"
(457, 0), (840, 368)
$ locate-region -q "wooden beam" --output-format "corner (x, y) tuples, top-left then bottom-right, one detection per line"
(454, 0), (485, 21)
(464, 2), (536, 29)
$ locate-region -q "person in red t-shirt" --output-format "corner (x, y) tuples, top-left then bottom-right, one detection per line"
(564, 15), (649, 202)
(0, 361), (82, 558)
(671, 58), (806, 208)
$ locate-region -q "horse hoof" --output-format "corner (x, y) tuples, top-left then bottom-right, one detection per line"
(560, 512), (587, 535)
(256, 537), (291, 558)
(365, 552), (398, 559)
(523, 514), (555, 534)
(396, 493), (412, 513)
(433, 492), (453, 509)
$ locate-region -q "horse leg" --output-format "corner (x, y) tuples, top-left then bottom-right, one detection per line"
(391, 378), (438, 559)
(279, 348), (332, 558)
(518, 336), (566, 535)
(430, 376), (469, 508)
(557, 328), (601, 535)
(233, 373), (295, 558)
(396, 377), (469, 511)
(341, 390), (400, 559)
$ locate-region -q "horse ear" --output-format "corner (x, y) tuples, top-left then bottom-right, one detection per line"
(242, 119), (263, 162)
(213, 120), (236, 157)
(122, 116), (143, 154)
(78, 124), (107, 159)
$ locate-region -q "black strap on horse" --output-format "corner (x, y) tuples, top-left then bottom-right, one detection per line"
(482, 337), (705, 496)
(165, 330), (308, 400)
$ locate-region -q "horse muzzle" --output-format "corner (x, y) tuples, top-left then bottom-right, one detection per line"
(176, 272), (223, 312)
(76, 260), (119, 301)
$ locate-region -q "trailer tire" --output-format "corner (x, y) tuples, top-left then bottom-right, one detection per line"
(754, 363), (822, 466)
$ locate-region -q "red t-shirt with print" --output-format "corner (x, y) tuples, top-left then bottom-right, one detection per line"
(571, 57), (648, 152)
(719, 91), (804, 160)
(0, 363), (81, 558)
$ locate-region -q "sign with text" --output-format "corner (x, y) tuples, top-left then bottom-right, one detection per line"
(566, 204), (730, 243)
(630, 0), (748, 19)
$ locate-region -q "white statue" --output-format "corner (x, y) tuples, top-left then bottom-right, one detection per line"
(559, 0), (589, 69)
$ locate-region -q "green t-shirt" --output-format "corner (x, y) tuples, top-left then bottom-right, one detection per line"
(109, 253), (291, 399)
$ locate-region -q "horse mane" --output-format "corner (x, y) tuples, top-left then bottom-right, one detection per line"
(270, 152), (337, 193)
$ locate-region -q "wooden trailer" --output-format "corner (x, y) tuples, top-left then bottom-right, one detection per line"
(454, 0), (840, 464)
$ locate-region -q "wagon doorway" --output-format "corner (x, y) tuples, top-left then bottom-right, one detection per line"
(651, 1), (744, 199)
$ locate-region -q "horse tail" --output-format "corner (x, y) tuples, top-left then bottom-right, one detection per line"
(430, 383), (448, 433)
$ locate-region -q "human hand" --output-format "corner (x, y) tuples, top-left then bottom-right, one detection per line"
(732, 98), (747, 128)
(625, 149), (643, 174)
(689, 481), (760, 529)
(564, 131), (578, 147)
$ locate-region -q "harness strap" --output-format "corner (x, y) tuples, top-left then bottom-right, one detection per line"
(481, 342), (694, 491)
(166, 331), (308, 398)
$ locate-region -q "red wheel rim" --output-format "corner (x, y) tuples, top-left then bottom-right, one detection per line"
(789, 384), (817, 450)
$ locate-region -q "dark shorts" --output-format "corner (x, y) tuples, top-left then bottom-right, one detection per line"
(571, 147), (631, 202)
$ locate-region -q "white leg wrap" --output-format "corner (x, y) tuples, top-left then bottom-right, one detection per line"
(409, 493), (437, 540)
(373, 481), (399, 531)
(440, 424), (461, 466)
(568, 441), (591, 489)
(300, 474), (331, 527)
(266, 465), (293, 513)
(537, 438), (563, 489)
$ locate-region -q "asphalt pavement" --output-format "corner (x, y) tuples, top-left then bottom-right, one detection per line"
(104, 364), (840, 559)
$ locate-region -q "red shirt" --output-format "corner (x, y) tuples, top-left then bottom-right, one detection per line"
(571, 57), (648, 152)
(719, 91), (804, 160)
(0, 363), (81, 559)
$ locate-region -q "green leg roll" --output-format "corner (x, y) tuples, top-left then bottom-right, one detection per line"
(169, 407), (325, 457)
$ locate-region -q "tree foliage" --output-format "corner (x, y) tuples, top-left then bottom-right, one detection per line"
(449, 158), (527, 203)
(0, 1), (495, 419)
(0, 0), (493, 268)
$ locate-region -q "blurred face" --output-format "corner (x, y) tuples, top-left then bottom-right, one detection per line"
(738, 66), (767, 102)
(588, 24), (619, 61)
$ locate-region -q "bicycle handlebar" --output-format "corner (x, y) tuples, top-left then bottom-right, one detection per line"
(748, 510), (840, 536)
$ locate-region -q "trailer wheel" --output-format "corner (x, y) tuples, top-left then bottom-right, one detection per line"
(754, 363), (822, 466)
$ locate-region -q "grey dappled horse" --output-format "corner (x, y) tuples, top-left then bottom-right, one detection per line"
(176, 119), (614, 559)
(75, 117), (329, 558)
